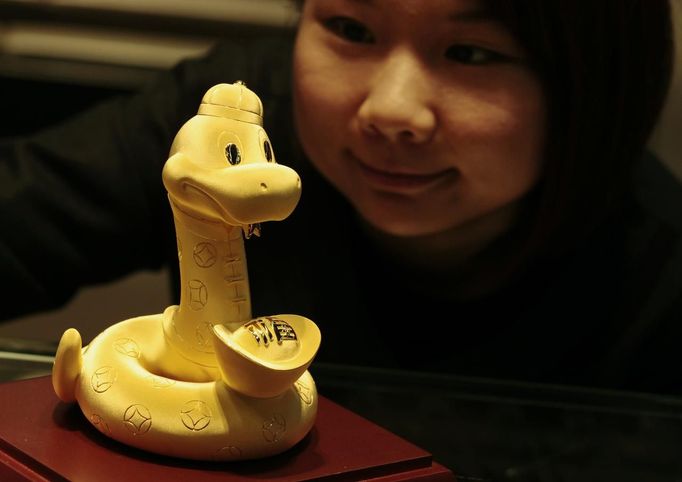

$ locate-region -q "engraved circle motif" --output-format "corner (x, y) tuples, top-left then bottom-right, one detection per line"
(91, 366), (117, 393)
(195, 321), (214, 349)
(294, 380), (313, 405)
(147, 375), (176, 389)
(123, 404), (152, 435)
(180, 400), (212, 431)
(188, 279), (208, 310)
(193, 242), (217, 268)
(215, 446), (242, 460)
(262, 413), (286, 443)
(90, 414), (111, 435)
(114, 338), (141, 358)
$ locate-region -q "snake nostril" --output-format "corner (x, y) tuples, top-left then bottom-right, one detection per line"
(260, 182), (268, 191)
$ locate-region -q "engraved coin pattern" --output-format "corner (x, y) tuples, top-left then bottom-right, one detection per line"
(90, 414), (111, 435)
(91, 366), (117, 393)
(193, 242), (217, 268)
(189, 279), (208, 310)
(262, 413), (286, 443)
(180, 400), (212, 431)
(148, 375), (176, 389)
(294, 380), (313, 405)
(215, 446), (243, 460)
(114, 338), (141, 358)
(123, 404), (152, 435)
(195, 321), (215, 352)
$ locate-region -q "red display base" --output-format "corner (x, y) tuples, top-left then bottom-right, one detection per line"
(0, 376), (454, 481)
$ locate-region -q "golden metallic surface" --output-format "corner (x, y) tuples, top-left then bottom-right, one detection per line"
(52, 82), (320, 461)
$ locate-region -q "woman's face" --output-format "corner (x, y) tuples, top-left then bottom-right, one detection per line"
(293, 0), (546, 238)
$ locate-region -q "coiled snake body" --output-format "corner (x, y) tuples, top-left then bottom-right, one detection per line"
(52, 82), (321, 461)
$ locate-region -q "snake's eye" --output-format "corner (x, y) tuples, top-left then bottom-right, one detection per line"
(263, 140), (273, 162)
(225, 143), (241, 165)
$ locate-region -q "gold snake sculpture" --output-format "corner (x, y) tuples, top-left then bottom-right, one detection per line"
(52, 82), (321, 461)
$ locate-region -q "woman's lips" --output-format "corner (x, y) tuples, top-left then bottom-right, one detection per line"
(347, 150), (457, 194)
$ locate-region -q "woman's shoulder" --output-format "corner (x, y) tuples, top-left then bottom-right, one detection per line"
(609, 151), (682, 391)
(624, 151), (682, 303)
(632, 150), (682, 232)
(618, 150), (682, 292)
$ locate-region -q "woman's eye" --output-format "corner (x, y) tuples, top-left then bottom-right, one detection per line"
(445, 45), (504, 65)
(324, 17), (375, 44)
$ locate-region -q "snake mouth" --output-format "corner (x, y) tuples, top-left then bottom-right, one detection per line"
(169, 183), (226, 223)
(165, 161), (302, 230)
(171, 186), (270, 239)
(175, 183), (259, 229)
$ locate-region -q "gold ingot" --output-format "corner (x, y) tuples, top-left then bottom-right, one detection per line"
(212, 315), (321, 398)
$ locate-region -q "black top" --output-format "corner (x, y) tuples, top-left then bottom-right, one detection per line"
(1, 33), (681, 394)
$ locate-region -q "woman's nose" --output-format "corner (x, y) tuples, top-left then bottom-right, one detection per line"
(357, 50), (437, 144)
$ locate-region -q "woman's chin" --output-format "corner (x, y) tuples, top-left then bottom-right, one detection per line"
(357, 209), (453, 239)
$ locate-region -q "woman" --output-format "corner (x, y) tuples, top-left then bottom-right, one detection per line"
(0, 0), (678, 393)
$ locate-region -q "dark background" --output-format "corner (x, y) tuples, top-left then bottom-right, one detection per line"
(0, 0), (298, 137)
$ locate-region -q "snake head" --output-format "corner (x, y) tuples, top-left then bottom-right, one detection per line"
(162, 82), (301, 227)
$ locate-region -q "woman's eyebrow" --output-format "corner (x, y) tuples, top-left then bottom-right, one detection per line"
(336, 0), (497, 23)
(448, 7), (497, 23)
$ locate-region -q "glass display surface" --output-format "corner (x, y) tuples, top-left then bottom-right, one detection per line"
(1, 336), (679, 481)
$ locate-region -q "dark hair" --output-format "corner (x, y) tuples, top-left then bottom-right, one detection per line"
(495, 0), (674, 267)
